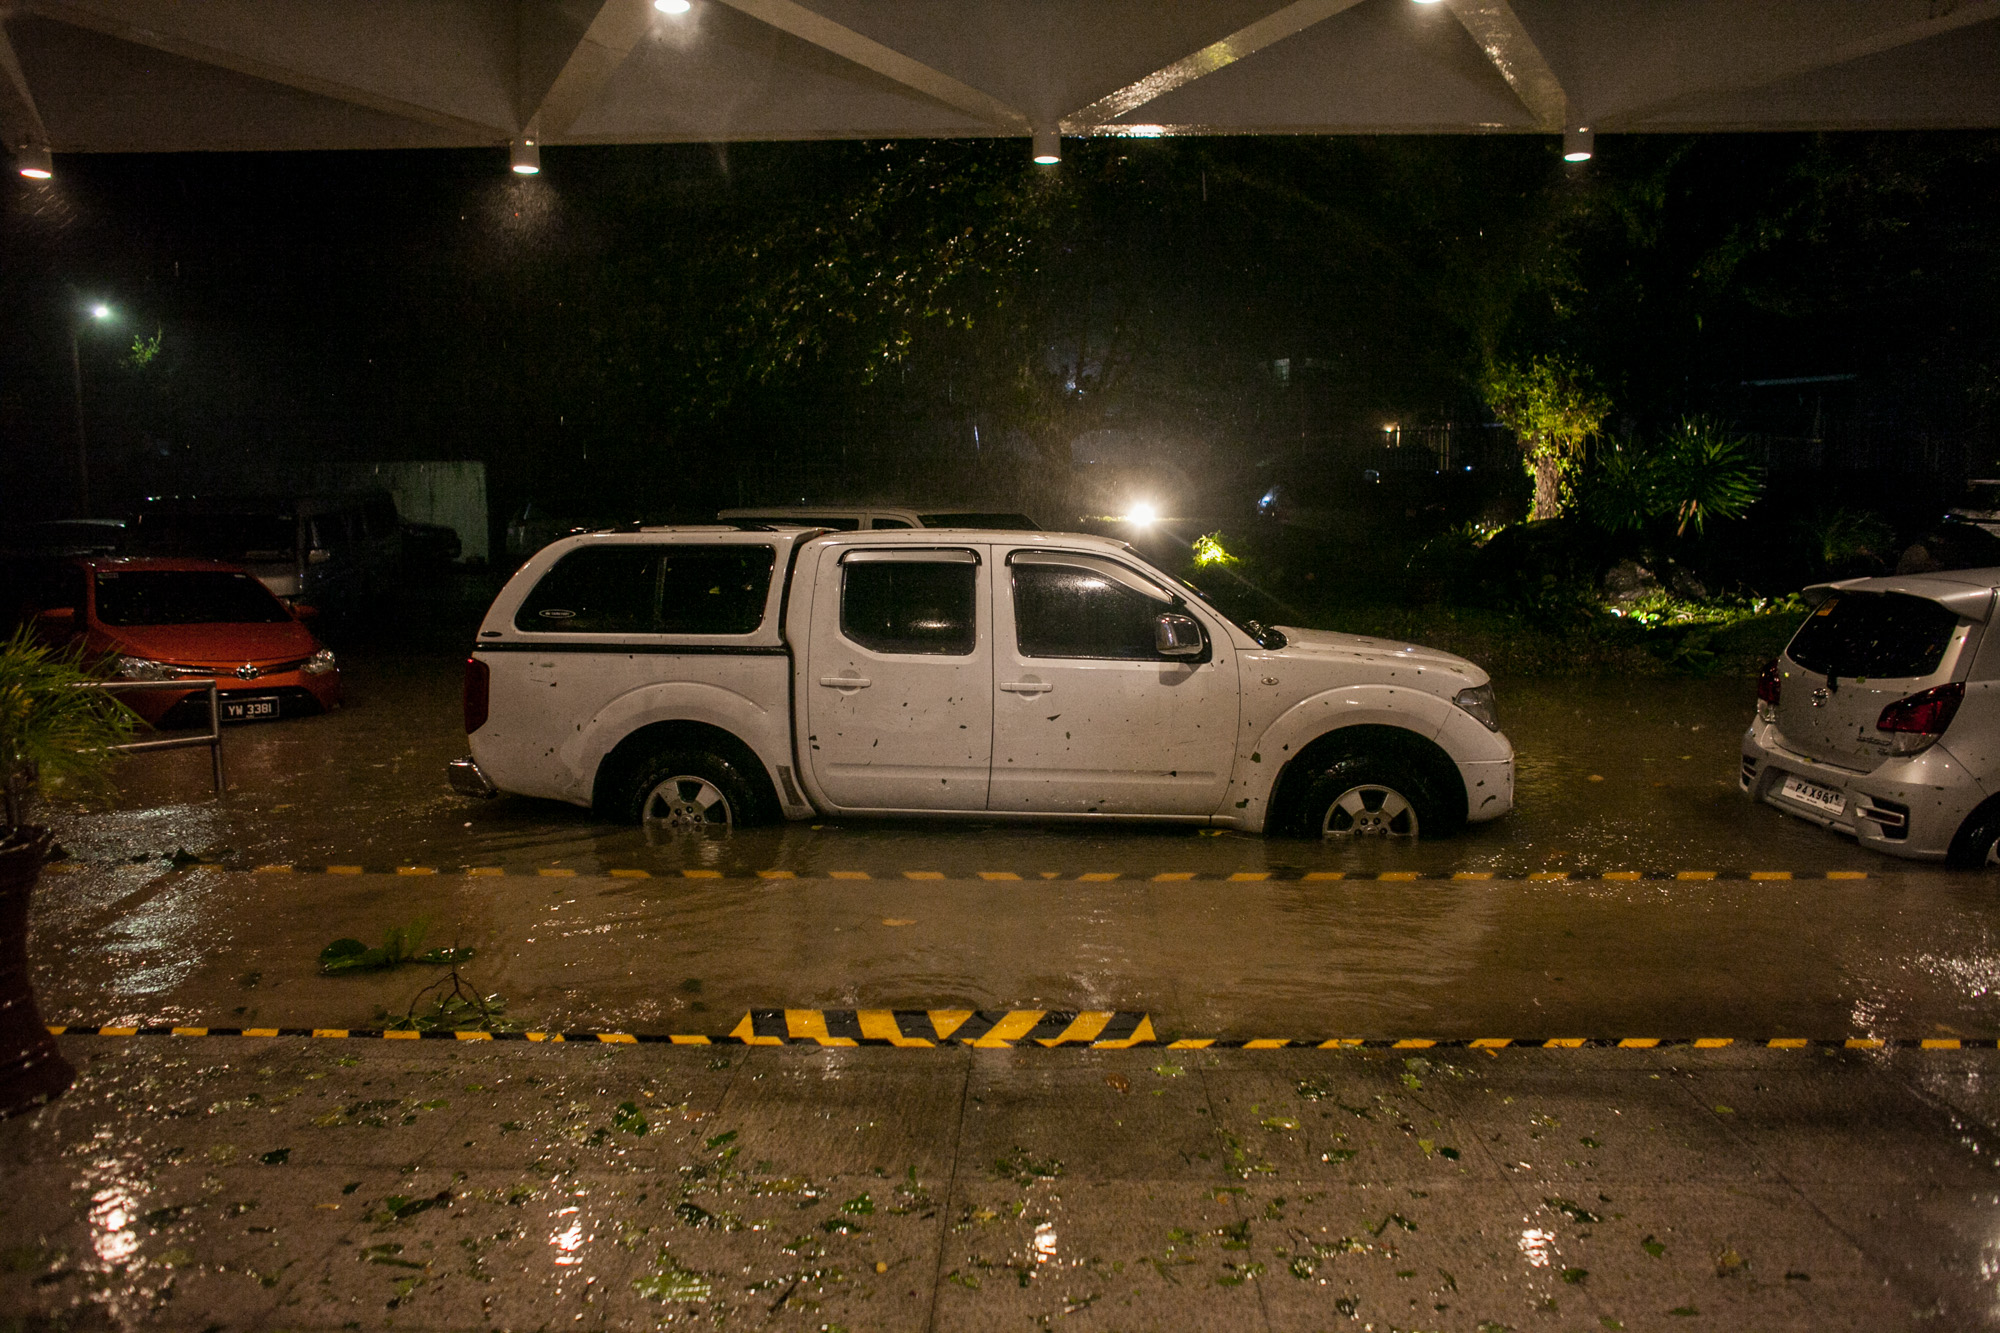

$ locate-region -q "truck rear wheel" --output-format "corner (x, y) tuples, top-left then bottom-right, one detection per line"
(622, 749), (758, 831)
(1294, 754), (1449, 840)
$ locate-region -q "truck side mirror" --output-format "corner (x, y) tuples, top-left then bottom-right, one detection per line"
(1155, 612), (1204, 657)
(35, 606), (76, 628)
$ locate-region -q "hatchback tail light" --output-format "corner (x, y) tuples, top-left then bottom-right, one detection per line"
(1756, 659), (1782, 706)
(463, 656), (490, 734)
(1877, 680), (1963, 735)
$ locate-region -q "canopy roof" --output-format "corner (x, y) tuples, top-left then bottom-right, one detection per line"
(4, 0), (1997, 160)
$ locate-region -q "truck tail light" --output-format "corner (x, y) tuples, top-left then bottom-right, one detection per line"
(462, 656), (490, 732)
(1877, 680), (1963, 735)
(1756, 659), (1782, 706)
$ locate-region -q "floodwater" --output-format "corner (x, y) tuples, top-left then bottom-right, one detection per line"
(26, 654), (2000, 1042)
(48, 654), (1866, 876)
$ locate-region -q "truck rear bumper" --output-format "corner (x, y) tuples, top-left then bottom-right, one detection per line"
(447, 755), (499, 799)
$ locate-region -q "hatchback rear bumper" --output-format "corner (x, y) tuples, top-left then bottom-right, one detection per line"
(1740, 716), (1982, 860)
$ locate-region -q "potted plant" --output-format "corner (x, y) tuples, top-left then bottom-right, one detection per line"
(0, 624), (134, 1115)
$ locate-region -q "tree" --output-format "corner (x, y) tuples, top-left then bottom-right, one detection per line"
(1479, 355), (1610, 521)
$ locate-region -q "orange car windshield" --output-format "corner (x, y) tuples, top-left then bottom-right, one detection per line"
(94, 571), (292, 626)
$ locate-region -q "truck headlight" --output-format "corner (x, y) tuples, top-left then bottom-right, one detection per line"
(1453, 683), (1500, 732)
(116, 656), (177, 681)
(303, 648), (338, 676)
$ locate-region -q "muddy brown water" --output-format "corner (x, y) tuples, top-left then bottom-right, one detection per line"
(24, 655), (2000, 1040)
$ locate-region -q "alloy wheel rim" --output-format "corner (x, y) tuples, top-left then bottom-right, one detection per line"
(643, 775), (732, 831)
(1321, 784), (1418, 838)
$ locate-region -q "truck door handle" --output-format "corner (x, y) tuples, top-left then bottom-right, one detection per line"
(818, 675), (871, 689)
(999, 680), (1054, 694)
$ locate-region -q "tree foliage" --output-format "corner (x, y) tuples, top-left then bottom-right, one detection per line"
(1479, 355), (1611, 521)
(0, 627), (132, 824)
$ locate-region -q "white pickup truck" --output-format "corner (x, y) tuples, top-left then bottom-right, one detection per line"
(448, 526), (1514, 838)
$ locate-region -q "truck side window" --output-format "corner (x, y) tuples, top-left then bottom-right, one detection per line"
(517, 544), (776, 634)
(517, 546), (661, 632)
(841, 559), (977, 655)
(1013, 561), (1178, 660)
(658, 546), (775, 634)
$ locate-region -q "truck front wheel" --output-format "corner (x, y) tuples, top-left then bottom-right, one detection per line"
(1294, 754), (1449, 840)
(622, 749), (758, 831)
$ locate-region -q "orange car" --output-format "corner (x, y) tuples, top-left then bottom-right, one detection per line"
(35, 557), (341, 727)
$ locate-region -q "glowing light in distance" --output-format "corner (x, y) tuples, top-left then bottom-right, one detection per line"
(90, 303), (112, 320)
(1126, 503), (1158, 527)
(655, 0), (691, 12)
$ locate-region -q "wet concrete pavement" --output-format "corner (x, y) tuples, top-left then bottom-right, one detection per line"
(8, 1038), (2000, 1331)
(13, 650), (2000, 1327)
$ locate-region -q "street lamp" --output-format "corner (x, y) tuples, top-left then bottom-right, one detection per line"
(69, 301), (116, 515)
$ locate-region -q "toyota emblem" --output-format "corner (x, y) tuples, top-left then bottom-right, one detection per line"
(235, 663), (262, 680)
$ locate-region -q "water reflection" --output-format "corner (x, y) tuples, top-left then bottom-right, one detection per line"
(1517, 1226), (1554, 1268)
(548, 1205), (588, 1267)
(88, 1179), (140, 1264)
(1031, 1220), (1058, 1265)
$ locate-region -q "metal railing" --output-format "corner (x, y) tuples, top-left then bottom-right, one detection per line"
(78, 680), (226, 797)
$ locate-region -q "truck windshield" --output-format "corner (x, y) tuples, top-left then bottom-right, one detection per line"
(1123, 548), (1286, 648)
(917, 512), (1038, 530)
(136, 513), (297, 563)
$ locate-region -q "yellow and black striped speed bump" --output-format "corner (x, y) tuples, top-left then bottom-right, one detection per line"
(49, 862), (1877, 882)
(44, 1011), (1994, 1051)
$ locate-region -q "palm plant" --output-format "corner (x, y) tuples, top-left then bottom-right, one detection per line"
(1586, 416), (1764, 538)
(0, 625), (133, 828)
(1652, 416), (1764, 537)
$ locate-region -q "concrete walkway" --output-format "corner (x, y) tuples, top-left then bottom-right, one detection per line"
(4, 1037), (1995, 1330)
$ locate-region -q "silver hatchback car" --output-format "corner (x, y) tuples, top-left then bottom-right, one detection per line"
(1742, 569), (2000, 866)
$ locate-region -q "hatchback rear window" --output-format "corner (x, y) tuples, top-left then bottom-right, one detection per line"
(1786, 591), (1962, 679)
(515, 544), (775, 635)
